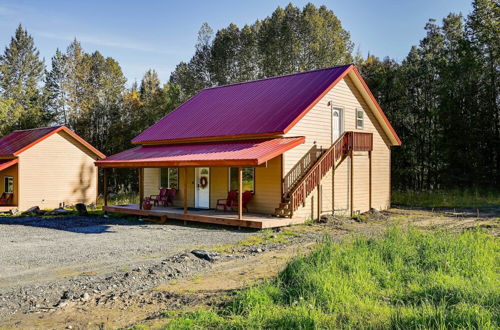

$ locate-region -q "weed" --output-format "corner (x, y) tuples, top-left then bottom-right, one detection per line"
(162, 227), (499, 329)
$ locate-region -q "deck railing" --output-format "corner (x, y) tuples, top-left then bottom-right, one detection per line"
(288, 131), (373, 214)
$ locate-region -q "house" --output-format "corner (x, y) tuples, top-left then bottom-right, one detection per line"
(0, 126), (104, 212)
(96, 64), (401, 228)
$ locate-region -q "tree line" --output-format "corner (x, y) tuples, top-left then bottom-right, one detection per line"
(0, 0), (498, 192)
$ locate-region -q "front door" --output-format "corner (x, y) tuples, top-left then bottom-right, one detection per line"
(195, 167), (210, 209)
(332, 108), (342, 143)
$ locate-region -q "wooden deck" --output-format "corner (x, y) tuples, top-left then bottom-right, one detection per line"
(103, 204), (305, 229)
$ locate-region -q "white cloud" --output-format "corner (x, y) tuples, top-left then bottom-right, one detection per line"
(37, 31), (174, 55)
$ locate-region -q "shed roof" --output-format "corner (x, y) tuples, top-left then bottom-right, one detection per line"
(132, 64), (401, 146)
(0, 126), (105, 158)
(95, 137), (304, 167)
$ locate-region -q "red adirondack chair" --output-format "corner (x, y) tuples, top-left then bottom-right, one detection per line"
(216, 190), (237, 211)
(0, 192), (13, 205)
(159, 188), (177, 207)
(150, 187), (167, 206)
(231, 190), (254, 212)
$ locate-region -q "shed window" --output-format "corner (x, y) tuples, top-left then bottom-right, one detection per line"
(356, 109), (364, 129)
(229, 168), (255, 192)
(4, 176), (13, 193)
(160, 168), (179, 189)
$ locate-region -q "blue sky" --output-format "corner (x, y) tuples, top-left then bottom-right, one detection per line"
(0, 0), (472, 85)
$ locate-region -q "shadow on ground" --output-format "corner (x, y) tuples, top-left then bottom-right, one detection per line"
(0, 214), (255, 234)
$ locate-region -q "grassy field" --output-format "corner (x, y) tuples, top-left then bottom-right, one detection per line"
(159, 228), (499, 329)
(393, 189), (500, 208)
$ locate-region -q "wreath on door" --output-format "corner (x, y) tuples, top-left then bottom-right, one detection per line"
(199, 176), (208, 189)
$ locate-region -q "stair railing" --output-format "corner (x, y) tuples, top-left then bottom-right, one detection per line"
(283, 145), (323, 194)
(288, 131), (373, 215)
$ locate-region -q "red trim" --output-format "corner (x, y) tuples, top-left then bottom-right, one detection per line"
(283, 65), (353, 134)
(351, 67), (402, 145)
(0, 158), (18, 171)
(13, 126), (106, 158)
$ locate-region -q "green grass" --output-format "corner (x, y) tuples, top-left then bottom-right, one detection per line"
(393, 189), (500, 208)
(162, 227), (499, 329)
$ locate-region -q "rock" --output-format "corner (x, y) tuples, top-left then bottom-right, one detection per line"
(191, 250), (220, 262)
(46, 208), (73, 216)
(319, 215), (329, 223)
(61, 291), (70, 300)
(75, 203), (88, 216)
(251, 248), (263, 253)
(81, 292), (90, 301)
(25, 206), (40, 214)
(56, 300), (68, 308)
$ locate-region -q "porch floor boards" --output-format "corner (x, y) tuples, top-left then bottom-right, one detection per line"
(103, 204), (305, 229)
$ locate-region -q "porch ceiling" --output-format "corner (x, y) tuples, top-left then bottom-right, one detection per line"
(0, 158), (18, 171)
(95, 137), (305, 168)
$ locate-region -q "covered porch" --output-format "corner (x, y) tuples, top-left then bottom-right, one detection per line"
(96, 137), (306, 228)
(0, 158), (18, 211)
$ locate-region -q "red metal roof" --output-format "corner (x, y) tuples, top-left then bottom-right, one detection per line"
(96, 137), (305, 167)
(0, 126), (105, 158)
(0, 126), (60, 156)
(133, 65), (352, 144)
(0, 158), (18, 171)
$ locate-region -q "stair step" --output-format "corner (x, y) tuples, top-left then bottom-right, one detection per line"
(279, 202), (290, 209)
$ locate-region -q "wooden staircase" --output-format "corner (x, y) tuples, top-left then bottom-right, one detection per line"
(274, 131), (373, 218)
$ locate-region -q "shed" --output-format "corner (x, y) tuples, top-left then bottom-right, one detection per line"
(0, 126), (104, 212)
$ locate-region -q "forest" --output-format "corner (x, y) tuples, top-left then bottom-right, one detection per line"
(0, 0), (498, 193)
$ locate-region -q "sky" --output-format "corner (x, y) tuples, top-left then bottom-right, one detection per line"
(0, 0), (473, 85)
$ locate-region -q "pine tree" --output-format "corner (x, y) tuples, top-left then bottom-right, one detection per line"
(0, 24), (46, 130)
(44, 49), (68, 125)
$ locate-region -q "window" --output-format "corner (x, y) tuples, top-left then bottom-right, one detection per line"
(160, 168), (179, 189)
(356, 109), (364, 129)
(4, 176), (13, 193)
(229, 168), (255, 192)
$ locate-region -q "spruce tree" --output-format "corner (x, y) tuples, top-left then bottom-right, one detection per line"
(0, 24), (46, 130)
(44, 49), (68, 125)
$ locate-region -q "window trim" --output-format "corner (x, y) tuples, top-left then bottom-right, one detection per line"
(4, 176), (13, 193)
(228, 168), (255, 193)
(356, 108), (364, 129)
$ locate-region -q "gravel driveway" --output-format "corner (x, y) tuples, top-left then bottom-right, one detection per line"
(0, 215), (254, 288)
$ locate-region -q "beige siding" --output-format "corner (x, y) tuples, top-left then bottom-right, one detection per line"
(284, 75), (392, 219)
(210, 167), (228, 208)
(144, 168), (160, 197)
(18, 131), (98, 210)
(251, 156), (282, 214)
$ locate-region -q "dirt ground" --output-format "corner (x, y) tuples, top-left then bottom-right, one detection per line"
(0, 207), (498, 330)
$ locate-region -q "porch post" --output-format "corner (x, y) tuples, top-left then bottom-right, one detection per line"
(183, 167), (188, 215)
(368, 150), (372, 211)
(103, 168), (108, 207)
(238, 167), (243, 220)
(350, 150), (354, 218)
(139, 168), (144, 210)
